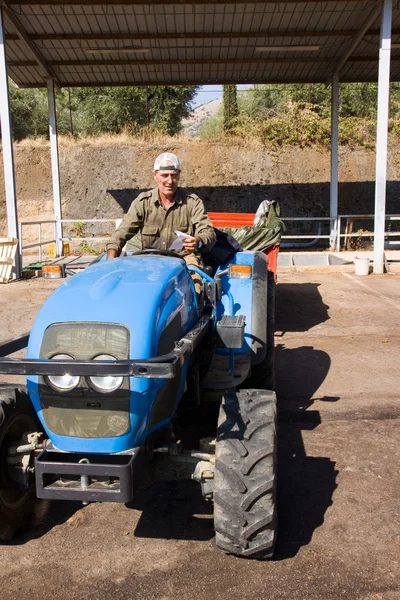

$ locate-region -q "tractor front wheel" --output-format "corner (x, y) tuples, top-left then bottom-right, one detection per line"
(213, 389), (277, 559)
(0, 387), (40, 541)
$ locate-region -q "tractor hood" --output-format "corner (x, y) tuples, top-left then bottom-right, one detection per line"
(24, 255), (198, 453)
(27, 255), (197, 361)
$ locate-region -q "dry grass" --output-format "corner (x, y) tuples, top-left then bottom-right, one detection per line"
(14, 136), (50, 148)
(14, 131), (193, 148)
(12, 131), (265, 150)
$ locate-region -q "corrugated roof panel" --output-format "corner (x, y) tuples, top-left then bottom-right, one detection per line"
(179, 11), (194, 33)
(98, 13), (118, 33)
(131, 12), (147, 32)
(237, 10), (253, 32)
(32, 12), (58, 35)
(257, 10), (274, 30)
(11, 65), (44, 86)
(19, 7), (49, 36)
(64, 7), (89, 34)
(340, 60), (362, 81)
(279, 9), (297, 31)
(357, 39), (380, 58)
(269, 6), (285, 30)
(193, 10), (205, 34)
(54, 9), (78, 35)
(391, 66), (400, 82)
(5, 40), (34, 62)
(2, 1), (400, 87)
(349, 61), (376, 82)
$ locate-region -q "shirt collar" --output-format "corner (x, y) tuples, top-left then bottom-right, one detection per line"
(152, 187), (182, 206)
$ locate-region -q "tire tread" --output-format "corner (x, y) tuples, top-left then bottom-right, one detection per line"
(214, 389), (277, 559)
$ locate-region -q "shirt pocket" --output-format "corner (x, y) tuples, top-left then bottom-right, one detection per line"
(176, 220), (191, 235)
(141, 225), (160, 249)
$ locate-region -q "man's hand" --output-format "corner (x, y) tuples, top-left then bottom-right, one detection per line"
(106, 249), (118, 260)
(182, 236), (201, 253)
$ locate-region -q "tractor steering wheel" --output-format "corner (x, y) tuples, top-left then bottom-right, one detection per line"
(130, 248), (183, 259)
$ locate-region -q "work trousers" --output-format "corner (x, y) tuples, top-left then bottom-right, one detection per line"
(183, 253), (203, 296)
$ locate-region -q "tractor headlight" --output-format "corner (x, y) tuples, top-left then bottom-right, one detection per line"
(87, 354), (124, 393)
(46, 354), (80, 392)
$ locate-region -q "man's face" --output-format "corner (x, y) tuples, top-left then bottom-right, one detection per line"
(153, 169), (180, 198)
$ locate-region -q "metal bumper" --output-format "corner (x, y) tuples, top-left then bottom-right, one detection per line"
(35, 447), (144, 502)
(0, 316), (210, 378)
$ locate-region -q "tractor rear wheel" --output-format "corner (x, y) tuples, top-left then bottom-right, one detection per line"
(213, 389), (277, 559)
(0, 387), (40, 541)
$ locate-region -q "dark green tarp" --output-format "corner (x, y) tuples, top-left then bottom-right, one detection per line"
(222, 200), (286, 251)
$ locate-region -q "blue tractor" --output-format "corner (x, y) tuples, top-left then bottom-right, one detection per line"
(0, 248), (277, 559)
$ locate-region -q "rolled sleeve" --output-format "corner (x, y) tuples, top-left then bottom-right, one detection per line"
(189, 195), (216, 252)
(105, 199), (143, 254)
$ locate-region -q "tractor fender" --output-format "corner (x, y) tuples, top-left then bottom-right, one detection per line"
(217, 251), (269, 364)
(250, 251), (269, 365)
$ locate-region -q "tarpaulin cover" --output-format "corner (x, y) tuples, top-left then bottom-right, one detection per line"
(222, 201), (286, 252)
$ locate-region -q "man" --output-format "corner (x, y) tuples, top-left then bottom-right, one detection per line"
(105, 152), (216, 295)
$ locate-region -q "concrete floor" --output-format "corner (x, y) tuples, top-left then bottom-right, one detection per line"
(0, 271), (399, 600)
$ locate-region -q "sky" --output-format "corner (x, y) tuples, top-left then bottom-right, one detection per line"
(192, 84), (251, 108)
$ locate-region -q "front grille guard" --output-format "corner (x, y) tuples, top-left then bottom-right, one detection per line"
(0, 316), (211, 380)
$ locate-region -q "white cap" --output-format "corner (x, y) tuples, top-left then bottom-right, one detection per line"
(154, 152), (181, 172)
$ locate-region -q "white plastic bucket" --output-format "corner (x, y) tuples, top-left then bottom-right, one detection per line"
(354, 256), (370, 276)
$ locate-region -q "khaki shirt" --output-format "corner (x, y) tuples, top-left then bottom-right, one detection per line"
(106, 187), (216, 256)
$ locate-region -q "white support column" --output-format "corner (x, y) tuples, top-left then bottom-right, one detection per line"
(47, 78), (63, 256)
(374, 0), (392, 274)
(0, 7), (21, 278)
(330, 72), (339, 250)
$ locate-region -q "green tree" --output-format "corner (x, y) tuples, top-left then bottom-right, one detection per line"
(5, 82), (198, 140)
(223, 84), (239, 131)
(339, 83), (378, 118)
(7, 81), (48, 140)
(71, 85), (198, 136)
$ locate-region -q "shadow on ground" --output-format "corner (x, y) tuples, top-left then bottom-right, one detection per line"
(8, 499), (82, 546)
(131, 480), (214, 542)
(273, 281), (338, 559)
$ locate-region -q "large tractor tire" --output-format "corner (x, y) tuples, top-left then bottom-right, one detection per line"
(0, 387), (40, 541)
(214, 389), (277, 559)
(248, 271), (276, 390)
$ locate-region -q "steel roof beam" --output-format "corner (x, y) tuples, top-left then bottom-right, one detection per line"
(329, 2), (383, 78)
(8, 56), (394, 68)
(8, 58), (338, 67)
(0, 1), (61, 87)
(16, 76), (381, 88)
(5, 0), (371, 5)
(6, 29), (397, 42)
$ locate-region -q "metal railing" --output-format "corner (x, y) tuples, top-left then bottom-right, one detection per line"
(20, 218), (121, 262)
(335, 214), (400, 252)
(19, 214), (400, 262)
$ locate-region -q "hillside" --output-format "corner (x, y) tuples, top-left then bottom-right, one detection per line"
(0, 138), (399, 247)
(182, 98), (222, 137)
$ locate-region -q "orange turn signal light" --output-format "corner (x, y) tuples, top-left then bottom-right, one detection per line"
(228, 264), (253, 279)
(42, 265), (63, 279)
(42, 265), (62, 273)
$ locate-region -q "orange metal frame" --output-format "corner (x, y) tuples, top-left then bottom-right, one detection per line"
(208, 212), (279, 279)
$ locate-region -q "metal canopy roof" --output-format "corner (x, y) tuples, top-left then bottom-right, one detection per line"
(1, 0), (399, 88)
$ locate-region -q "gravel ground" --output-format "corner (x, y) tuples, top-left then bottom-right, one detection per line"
(0, 271), (399, 600)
